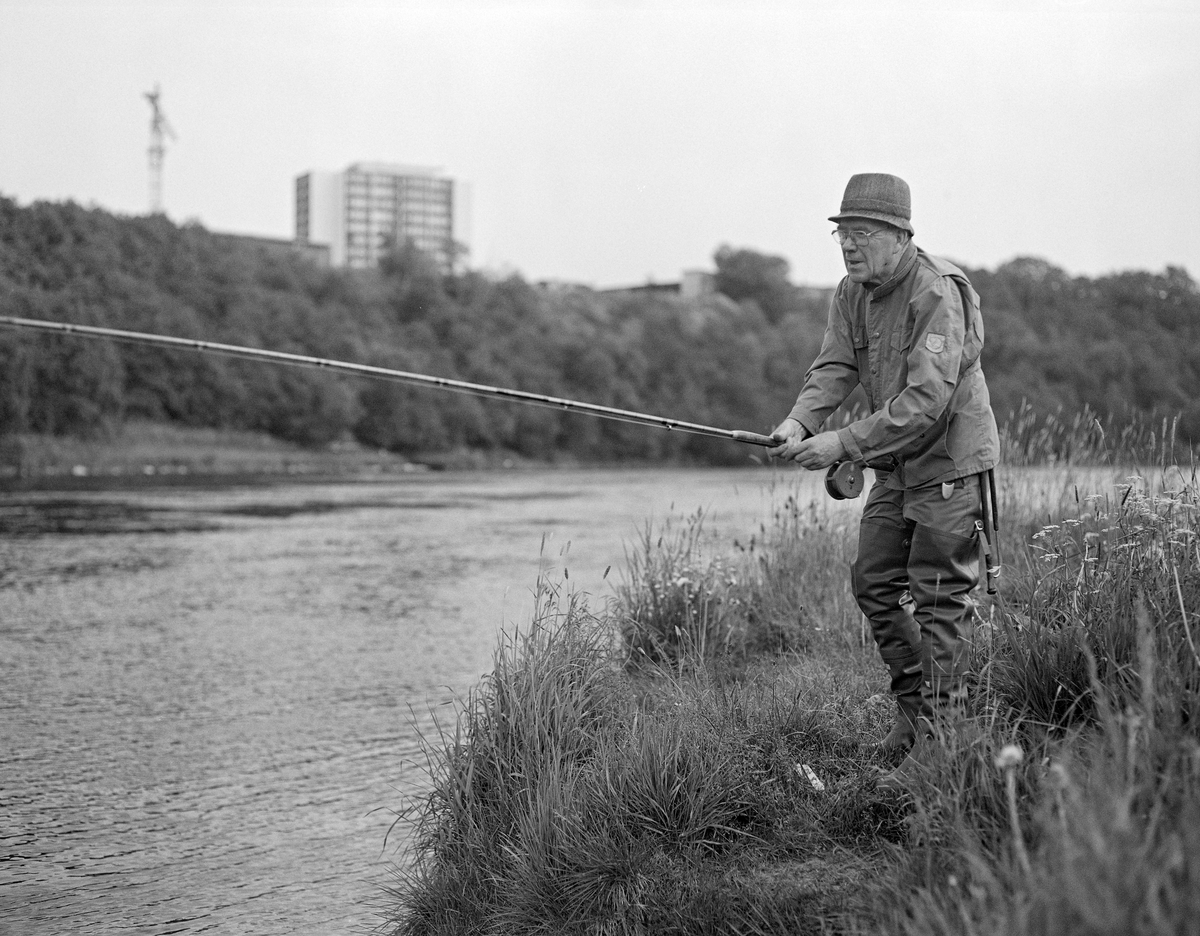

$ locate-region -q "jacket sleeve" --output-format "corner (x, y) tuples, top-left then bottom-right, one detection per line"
(837, 276), (965, 465)
(786, 283), (861, 437)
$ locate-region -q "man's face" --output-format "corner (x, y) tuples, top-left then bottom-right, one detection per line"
(836, 218), (906, 285)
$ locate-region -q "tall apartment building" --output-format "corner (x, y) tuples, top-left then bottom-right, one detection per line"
(295, 163), (460, 272)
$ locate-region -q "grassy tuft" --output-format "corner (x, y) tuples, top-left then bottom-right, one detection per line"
(616, 487), (863, 673)
(384, 575), (624, 934)
(384, 558), (904, 934)
(616, 508), (748, 670)
(384, 568), (891, 935)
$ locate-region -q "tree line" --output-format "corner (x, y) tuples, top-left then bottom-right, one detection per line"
(1, 196), (1197, 464)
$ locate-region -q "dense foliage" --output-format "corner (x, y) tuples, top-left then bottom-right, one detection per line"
(2, 196), (1197, 462)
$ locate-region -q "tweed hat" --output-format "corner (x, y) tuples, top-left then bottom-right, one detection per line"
(829, 173), (914, 235)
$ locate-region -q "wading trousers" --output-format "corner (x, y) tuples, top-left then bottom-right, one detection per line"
(852, 473), (982, 719)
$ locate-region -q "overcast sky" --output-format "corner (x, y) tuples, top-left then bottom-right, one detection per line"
(2, 0), (1197, 287)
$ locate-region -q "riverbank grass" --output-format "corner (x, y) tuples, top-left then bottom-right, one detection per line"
(388, 582), (897, 935)
(383, 464), (1200, 935)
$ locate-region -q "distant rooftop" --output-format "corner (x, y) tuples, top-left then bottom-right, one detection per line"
(214, 231), (331, 267)
(346, 161), (445, 177)
(598, 269), (716, 299)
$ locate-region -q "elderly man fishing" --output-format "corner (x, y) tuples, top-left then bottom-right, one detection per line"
(768, 173), (999, 790)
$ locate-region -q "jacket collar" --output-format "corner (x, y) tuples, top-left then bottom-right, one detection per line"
(864, 241), (918, 298)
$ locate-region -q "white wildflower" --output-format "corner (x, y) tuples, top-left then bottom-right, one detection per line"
(995, 744), (1024, 770)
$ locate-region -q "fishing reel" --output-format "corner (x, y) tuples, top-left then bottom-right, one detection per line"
(824, 461), (865, 500)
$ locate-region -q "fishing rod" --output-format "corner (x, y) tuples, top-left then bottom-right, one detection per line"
(0, 315), (777, 449)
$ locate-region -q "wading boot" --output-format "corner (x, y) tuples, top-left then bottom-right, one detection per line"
(875, 715), (936, 794)
(875, 684), (971, 794)
(877, 658), (924, 760)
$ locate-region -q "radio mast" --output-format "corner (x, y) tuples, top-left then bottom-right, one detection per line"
(144, 84), (176, 214)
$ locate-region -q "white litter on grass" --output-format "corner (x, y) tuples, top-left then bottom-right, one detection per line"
(796, 763), (825, 792)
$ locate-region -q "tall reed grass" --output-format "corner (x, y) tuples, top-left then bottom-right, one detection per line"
(999, 400), (1188, 468)
(982, 468), (1200, 729)
(616, 486), (863, 673)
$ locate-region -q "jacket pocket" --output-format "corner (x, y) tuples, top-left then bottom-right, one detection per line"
(890, 323), (913, 351)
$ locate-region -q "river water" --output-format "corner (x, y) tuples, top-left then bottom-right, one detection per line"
(1, 466), (813, 936)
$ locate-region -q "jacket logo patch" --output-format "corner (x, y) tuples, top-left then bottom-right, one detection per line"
(925, 333), (946, 353)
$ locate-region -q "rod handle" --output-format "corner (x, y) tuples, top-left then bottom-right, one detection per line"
(730, 430), (777, 447)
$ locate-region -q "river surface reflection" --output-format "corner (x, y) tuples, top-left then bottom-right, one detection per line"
(1, 466), (813, 935)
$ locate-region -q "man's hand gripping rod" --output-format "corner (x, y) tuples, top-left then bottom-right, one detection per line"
(0, 315), (777, 450)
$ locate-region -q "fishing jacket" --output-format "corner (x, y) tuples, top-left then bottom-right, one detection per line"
(787, 243), (1000, 490)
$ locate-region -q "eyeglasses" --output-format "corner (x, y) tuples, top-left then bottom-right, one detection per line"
(832, 228), (889, 247)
